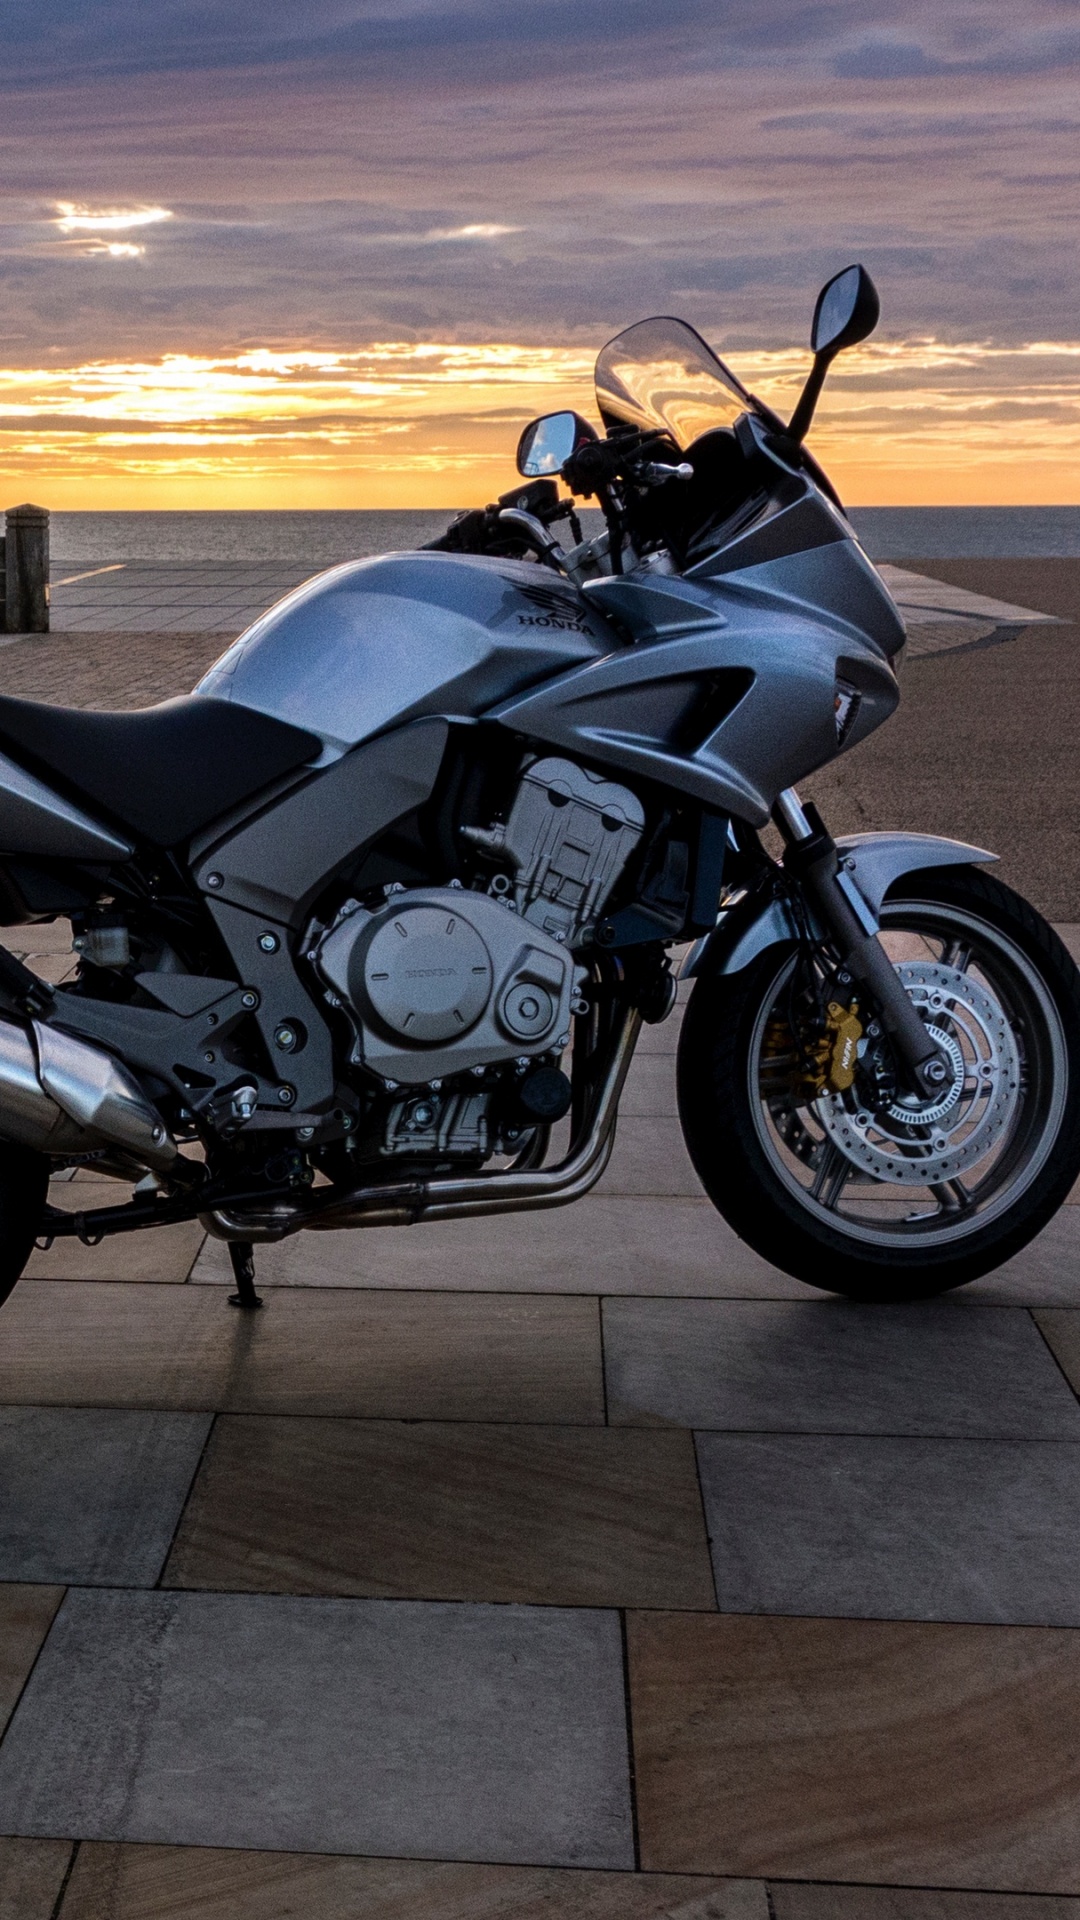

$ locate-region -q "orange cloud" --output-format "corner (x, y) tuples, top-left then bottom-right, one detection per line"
(3, 336), (1080, 508)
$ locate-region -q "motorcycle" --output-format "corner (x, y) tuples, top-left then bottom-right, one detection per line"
(0, 263), (1076, 1304)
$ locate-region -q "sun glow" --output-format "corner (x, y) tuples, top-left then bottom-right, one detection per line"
(54, 204), (174, 235)
(3, 335), (1080, 508)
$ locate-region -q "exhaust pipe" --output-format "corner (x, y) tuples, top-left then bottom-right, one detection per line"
(0, 1016), (177, 1171)
(204, 1007), (642, 1242)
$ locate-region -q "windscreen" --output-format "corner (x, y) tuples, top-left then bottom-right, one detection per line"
(594, 316), (757, 449)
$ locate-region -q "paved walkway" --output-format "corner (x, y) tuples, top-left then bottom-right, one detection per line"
(0, 917), (1079, 1914)
(47, 562), (317, 636)
(0, 565), (1078, 1913)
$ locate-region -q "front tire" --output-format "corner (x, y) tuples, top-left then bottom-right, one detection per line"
(0, 1143), (50, 1306)
(677, 868), (1080, 1298)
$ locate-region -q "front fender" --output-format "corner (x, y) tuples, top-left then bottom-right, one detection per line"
(834, 830), (997, 918)
(681, 831), (998, 979)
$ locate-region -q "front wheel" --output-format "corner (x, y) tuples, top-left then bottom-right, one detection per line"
(677, 868), (1080, 1298)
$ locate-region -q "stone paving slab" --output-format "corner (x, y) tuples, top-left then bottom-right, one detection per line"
(696, 1432), (1080, 1625)
(48, 562), (315, 635)
(602, 1299), (1080, 1436)
(0, 1590), (634, 1868)
(0, 1407), (209, 1586)
(0, 1837), (72, 1920)
(628, 1613), (1080, 1890)
(875, 566), (1061, 659)
(878, 566), (1060, 627)
(58, 1844), (767, 1920)
(163, 1416), (716, 1609)
(599, 1116), (704, 1198)
(0, 1282), (604, 1421)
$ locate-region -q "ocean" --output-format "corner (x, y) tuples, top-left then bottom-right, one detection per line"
(45, 506), (1080, 569)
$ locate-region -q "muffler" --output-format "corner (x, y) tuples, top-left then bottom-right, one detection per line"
(0, 1016), (178, 1171)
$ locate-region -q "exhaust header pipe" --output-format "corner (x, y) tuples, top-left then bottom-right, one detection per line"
(0, 1016), (177, 1171)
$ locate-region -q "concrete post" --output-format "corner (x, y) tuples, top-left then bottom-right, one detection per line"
(4, 504), (49, 634)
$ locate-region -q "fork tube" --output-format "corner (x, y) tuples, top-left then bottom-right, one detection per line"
(774, 788), (947, 1095)
(774, 788), (815, 842)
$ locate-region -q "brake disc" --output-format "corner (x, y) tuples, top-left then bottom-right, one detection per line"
(815, 960), (1020, 1185)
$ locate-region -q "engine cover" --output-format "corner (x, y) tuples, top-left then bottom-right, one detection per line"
(311, 887), (581, 1085)
(463, 757), (644, 947)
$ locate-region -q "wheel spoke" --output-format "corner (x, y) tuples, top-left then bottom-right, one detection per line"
(811, 1142), (852, 1211)
(942, 938), (973, 972)
(930, 1178), (973, 1213)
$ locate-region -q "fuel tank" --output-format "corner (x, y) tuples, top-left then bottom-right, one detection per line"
(197, 552), (615, 753)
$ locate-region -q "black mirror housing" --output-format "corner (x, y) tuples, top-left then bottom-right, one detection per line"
(787, 264), (880, 443)
(811, 264), (880, 359)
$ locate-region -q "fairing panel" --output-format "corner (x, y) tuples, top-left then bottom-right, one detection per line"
(197, 552), (614, 752)
(490, 562), (899, 825)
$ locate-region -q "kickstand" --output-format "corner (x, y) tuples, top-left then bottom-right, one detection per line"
(227, 1240), (263, 1310)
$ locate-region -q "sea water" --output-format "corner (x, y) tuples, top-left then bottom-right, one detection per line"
(48, 505), (1080, 569)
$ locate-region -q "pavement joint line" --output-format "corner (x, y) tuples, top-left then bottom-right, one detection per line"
(617, 1609), (643, 1871)
(45, 1837), (78, 1920)
(1028, 1310), (1080, 1410)
(0, 1581), (66, 1747)
(10, 1406), (1080, 1442)
(15, 1575), (1080, 1628)
(690, 1429), (723, 1613)
(152, 1413), (220, 1592)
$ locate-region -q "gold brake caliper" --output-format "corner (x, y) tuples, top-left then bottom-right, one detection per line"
(762, 1000), (863, 1098)
(824, 1000), (863, 1092)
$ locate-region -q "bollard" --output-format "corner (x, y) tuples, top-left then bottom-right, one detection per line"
(3, 504), (49, 634)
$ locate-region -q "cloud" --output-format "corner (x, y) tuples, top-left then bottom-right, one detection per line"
(1, 0), (1078, 501)
(832, 38), (945, 79)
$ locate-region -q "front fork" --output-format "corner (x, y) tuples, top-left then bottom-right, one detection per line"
(773, 789), (950, 1099)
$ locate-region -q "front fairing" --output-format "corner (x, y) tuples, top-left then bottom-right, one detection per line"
(693, 412), (906, 662)
(488, 447), (903, 826)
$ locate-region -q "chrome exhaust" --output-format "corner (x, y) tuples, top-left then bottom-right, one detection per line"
(0, 1016), (178, 1171)
(203, 1007), (642, 1242)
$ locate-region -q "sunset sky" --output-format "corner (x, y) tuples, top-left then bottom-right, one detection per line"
(2, 0), (1079, 509)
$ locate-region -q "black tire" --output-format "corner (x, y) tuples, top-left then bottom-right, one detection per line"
(0, 1144), (49, 1308)
(677, 867), (1080, 1299)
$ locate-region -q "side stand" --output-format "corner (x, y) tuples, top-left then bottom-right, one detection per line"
(227, 1240), (263, 1310)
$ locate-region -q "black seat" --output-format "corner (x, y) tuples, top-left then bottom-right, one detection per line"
(0, 693), (321, 848)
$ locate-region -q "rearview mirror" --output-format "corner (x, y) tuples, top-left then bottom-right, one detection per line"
(811, 263), (880, 358)
(788, 263), (880, 442)
(517, 411), (597, 477)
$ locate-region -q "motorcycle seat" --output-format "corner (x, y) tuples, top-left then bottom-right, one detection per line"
(0, 692), (321, 848)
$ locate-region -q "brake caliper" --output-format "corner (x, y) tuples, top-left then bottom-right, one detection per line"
(824, 999), (863, 1092)
(762, 997), (863, 1099)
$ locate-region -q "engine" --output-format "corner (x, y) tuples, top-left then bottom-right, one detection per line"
(306, 757), (644, 1158)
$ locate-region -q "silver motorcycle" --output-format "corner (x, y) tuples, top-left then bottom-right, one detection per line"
(0, 264), (1076, 1303)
